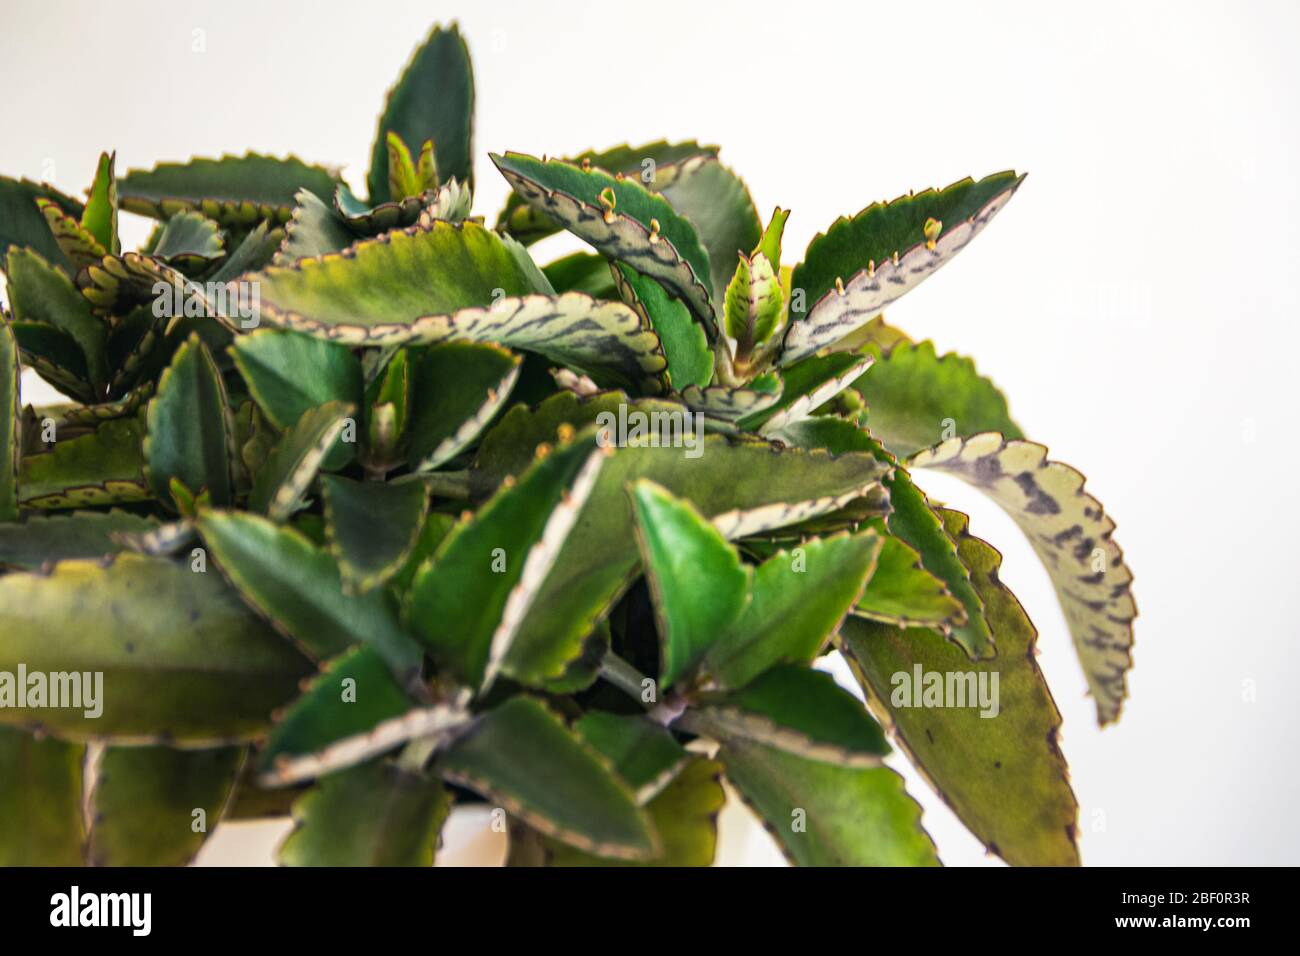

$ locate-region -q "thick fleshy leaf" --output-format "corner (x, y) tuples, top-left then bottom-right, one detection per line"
(37, 199), (106, 270)
(856, 531), (965, 629)
(630, 480), (749, 688)
(144, 335), (233, 507)
(81, 152), (119, 254)
(249, 401), (354, 522)
(573, 712), (690, 805)
(321, 474), (428, 593)
(703, 531), (882, 689)
(278, 759), (451, 866)
(407, 342), (521, 471)
(196, 509), (422, 678)
(611, 262), (711, 390)
(783, 172), (1024, 363)
(492, 152), (714, 322)
(258, 645), (461, 787)
(509, 756), (723, 867)
(0, 176), (78, 272)
(275, 190), (356, 264)
(0, 510), (159, 570)
(542, 252), (617, 298)
(720, 739), (939, 866)
(496, 140), (718, 243)
(855, 339), (1021, 457)
(657, 156), (762, 322)
(0, 553), (311, 742)
(150, 210), (225, 270)
(742, 352), (872, 434)
(724, 251), (783, 357)
(6, 247), (108, 393)
(910, 434), (1137, 724)
(118, 153), (340, 226)
(18, 417), (148, 509)
(693, 664), (888, 766)
(367, 22), (474, 203)
(839, 509), (1080, 866)
(679, 380), (782, 422)
(471, 390), (626, 486)
(0, 727), (84, 865)
(10, 321), (94, 403)
(437, 696), (655, 860)
(0, 319), (17, 521)
(406, 438), (605, 690)
(86, 745), (244, 866)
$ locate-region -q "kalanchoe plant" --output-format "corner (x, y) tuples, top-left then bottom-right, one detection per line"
(0, 21), (1135, 868)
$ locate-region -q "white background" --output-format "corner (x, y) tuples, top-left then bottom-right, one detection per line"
(2, 0), (1298, 865)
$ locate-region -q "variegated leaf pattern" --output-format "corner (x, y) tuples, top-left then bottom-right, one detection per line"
(909, 432), (1136, 724)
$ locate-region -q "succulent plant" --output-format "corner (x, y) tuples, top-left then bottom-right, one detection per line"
(0, 21), (1134, 868)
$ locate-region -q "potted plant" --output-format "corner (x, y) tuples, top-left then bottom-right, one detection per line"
(0, 21), (1134, 867)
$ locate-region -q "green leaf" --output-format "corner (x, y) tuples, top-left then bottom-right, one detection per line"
(0, 320), (17, 522)
(839, 508), (1080, 866)
(10, 321), (94, 402)
(0, 727), (84, 865)
(0, 510), (160, 570)
(321, 474), (429, 593)
(0, 553), (311, 742)
(249, 401), (354, 522)
(629, 480), (749, 688)
(724, 251), (783, 357)
(385, 132), (427, 201)
(118, 153), (340, 226)
(679, 381), (782, 422)
(542, 252), (617, 298)
(150, 209), (225, 270)
(754, 206), (789, 271)
(657, 156), (762, 323)
(368, 22), (474, 203)
(144, 334), (233, 508)
(86, 745), (244, 866)
(509, 756), (723, 867)
(703, 531), (882, 689)
(18, 417), (148, 509)
(784, 172), (1024, 362)
(856, 531), (965, 629)
(741, 352), (872, 433)
(492, 152), (714, 322)
(5, 247), (108, 394)
(573, 711), (690, 804)
(438, 696), (654, 860)
(406, 438), (605, 690)
(80, 151), (119, 255)
(0, 176), (77, 272)
(910, 434), (1137, 724)
(37, 198), (107, 270)
(471, 390), (626, 486)
(196, 509), (421, 678)
(694, 664), (888, 765)
(279, 759), (451, 866)
(611, 263), (711, 390)
(407, 342), (521, 471)
(855, 339), (1022, 457)
(258, 645), (460, 786)
(495, 139), (718, 244)
(275, 190), (357, 264)
(720, 739), (938, 866)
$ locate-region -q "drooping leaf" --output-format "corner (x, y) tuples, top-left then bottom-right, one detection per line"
(196, 509), (422, 679)
(573, 711), (690, 804)
(5, 247), (108, 394)
(909, 433), (1137, 724)
(0, 176), (78, 272)
(854, 339), (1022, 457)
(720, 739), (938, 866)
(150, 209), (225, 271)
(407, 342), (521, 471)
(492, 152), (714, 323)
(692, 664), (888, 766)
(629, 480), (749, 688)
(783, 172), (1024, 363)
(406, 438), (605, 690)
(0, 510), (160, 570)
(86, 745), (244, 866)
(18, 416), (148, 509)
(0, 553), (311, 742)
(703, 531), (882, 689)
(80, 151), (119, 255)
(0, 727), (84, 865)
(0, 319), (17, 521)
(117, 153), (340, 226)
(278, 759), (451, 866)
(437, 696), (655, 860)
(611, 262), (712, 390)
(367, 22), (474, 203)
(321, 474), (429, 593)
(248, 401), (354, 522)
(839, 508), (1080, 866)
(144, 334), (233, 508)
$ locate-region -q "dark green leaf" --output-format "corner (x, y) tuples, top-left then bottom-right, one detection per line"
(150, 210), (225, 271)
(275, 190), (358, 264)
(542, 252), (617, 298)
(0, 320), (17, 521)
(0, 176), (77, 272)
(144, 334), (233, 507)
(0, 510), (160, 570)
(574, 711), (690, 804)
(5, 247), (108, 393)
(611, 263), (711, 390)
(407, 342), (521, 471)
(19, 417), (148, 509)
(248, 401), (354, 522)
(321, 474), (428, 593)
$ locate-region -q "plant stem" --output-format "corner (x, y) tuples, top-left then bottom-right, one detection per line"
(419, 470), (473, 500)
(598, 651), (649, 699)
